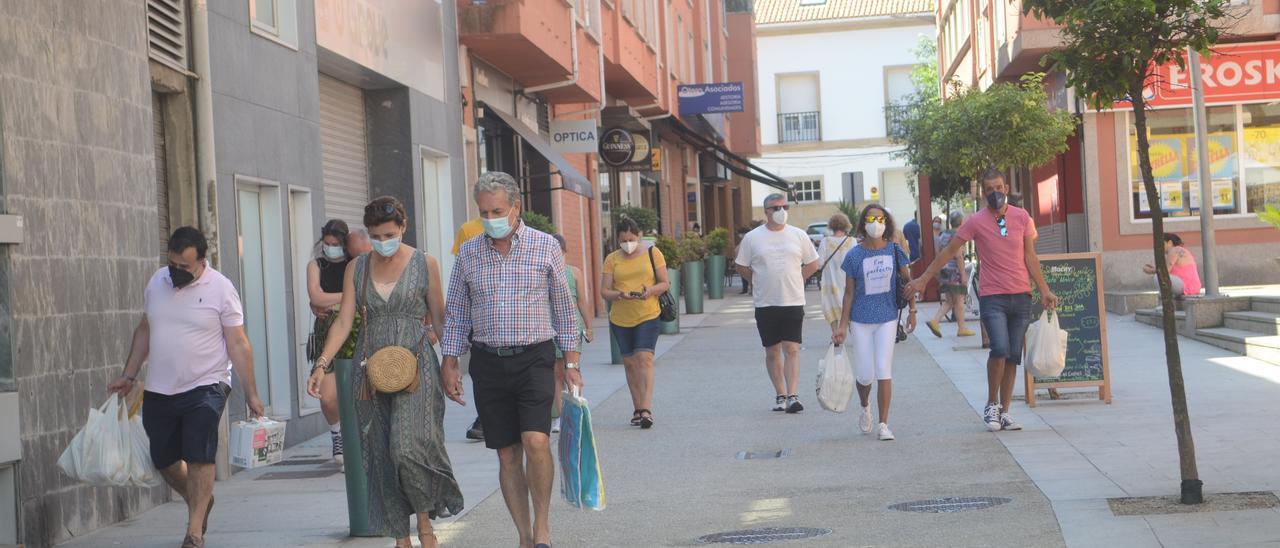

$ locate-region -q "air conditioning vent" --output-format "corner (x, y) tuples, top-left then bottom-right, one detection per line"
(147, 0), (188, 70)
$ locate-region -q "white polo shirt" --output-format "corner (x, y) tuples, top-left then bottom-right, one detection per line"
(143, 263), (244, 396)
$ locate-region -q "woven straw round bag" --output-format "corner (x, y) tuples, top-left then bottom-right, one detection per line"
(365, 346), (419, 393)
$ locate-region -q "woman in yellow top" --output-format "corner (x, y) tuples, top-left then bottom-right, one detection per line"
(601, 217), (670, 429)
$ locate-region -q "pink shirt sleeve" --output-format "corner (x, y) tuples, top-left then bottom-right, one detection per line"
(1020, 207), (1038, 240)
(220, 280), (245, 327)
(955, 213), (979, 242)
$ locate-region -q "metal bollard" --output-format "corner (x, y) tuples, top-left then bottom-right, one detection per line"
(334, 359), (375, 537)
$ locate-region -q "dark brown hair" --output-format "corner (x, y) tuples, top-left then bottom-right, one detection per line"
(616, 216), (640, 236)
(364, 196), (407, 228)
(853, 202), (897, 241)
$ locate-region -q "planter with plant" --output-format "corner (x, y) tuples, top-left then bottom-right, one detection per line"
(704, 228), (730, 300)
(655, 235), (682, 333)
(612, 206), (659, 234)
(679, 234), (708, 314)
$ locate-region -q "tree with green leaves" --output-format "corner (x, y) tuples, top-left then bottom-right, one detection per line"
(1023, 0), (1237, 505)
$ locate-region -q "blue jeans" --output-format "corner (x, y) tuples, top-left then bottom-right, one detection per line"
(610, 318), (661, 357)
(979, 293), (1032, 365)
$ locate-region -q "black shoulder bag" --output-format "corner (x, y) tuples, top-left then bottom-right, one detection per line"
(892, 243), (911, 343)
(647, 247), (679, 322)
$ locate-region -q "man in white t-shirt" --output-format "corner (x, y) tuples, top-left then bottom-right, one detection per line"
(735, 193), (821, 413)
(107, 227), (263, 548)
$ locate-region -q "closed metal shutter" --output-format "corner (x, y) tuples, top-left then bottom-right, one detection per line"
(319, 74), (369, 228)
(153, 92), (170, 261)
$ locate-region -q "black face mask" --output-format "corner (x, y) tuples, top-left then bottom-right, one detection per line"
(169, 265), (195, 288)
(986, 191), (1008, 211)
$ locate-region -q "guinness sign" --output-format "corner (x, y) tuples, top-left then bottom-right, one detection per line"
(599, 128), (635, 167)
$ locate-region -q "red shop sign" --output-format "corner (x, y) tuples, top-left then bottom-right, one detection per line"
(1112, 41), (1280, 109)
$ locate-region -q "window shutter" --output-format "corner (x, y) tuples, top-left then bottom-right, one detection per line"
(147, 0), (188, 70)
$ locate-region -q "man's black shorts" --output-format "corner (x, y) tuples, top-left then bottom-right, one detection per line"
(754, 306), (805, 347)
(142, 383), (230, 470)
(469, 340), (556, 450)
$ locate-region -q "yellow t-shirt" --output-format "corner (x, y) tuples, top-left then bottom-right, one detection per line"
(451, 218), (485, 256)
(604, 246), (666, 327)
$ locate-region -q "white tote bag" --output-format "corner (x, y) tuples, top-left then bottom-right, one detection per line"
(816, 344), (855, 413)
(1025, 310), (1069, 379)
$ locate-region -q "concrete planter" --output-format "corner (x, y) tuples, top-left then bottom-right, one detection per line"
(683, 260), (705, 314)
(705, 255), (726, 300)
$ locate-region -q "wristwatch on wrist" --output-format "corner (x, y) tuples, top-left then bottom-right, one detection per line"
(565, 362), (579, 370)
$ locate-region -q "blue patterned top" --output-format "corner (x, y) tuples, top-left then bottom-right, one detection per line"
(841, 242), (909, 325)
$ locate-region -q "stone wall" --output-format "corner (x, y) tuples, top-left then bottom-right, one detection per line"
(0, 1), (169, 546)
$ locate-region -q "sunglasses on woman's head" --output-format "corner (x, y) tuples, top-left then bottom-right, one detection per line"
(380, 202), (396, 215)
(996, 216), (1008, 237)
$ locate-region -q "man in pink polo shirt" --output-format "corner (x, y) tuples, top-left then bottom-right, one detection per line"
(108, 227), (263, 548)
(907, 170), (1058, 432)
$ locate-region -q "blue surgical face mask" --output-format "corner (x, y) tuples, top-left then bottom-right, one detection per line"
(483, 214), (514, 239)
(371, 237), (400, 258)
(322, 245), (345, 260)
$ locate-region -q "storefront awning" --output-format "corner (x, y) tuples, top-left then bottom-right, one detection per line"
(666, 117), (792, 195)
(482, 105), (595, 199)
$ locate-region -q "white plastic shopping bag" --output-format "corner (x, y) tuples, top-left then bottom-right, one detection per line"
(816, 344), (855, 413)
(58, 396), (133, 486)
(1025, 310), (1069, 379)
(230, 418), (287, 469)
(126, 411), (162, 487)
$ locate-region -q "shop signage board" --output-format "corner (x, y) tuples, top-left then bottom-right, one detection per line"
(677, 82), (745, 115)
(550, 120), (598, 154)
(1024, 253), (1112, 407)
(1111, 41), (1280, 109)
(598, 127), (654, 172)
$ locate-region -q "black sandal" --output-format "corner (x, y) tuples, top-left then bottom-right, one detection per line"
(637, 409), (653, 429)
(630, 410), (643, 427)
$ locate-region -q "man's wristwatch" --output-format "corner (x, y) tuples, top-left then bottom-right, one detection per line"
(565, 362), (580, 370)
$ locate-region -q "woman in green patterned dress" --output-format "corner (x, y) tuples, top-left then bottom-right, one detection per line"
(307, 197), (463, 548)
(550, 233), (594, 433)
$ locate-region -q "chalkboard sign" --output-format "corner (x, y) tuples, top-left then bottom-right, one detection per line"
(1025, 253), (1112, 406)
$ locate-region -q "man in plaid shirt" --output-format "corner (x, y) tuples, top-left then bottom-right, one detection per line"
(442, 171), (582, 548)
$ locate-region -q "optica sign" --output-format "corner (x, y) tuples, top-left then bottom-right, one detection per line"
(1116, 41), (1280, 109)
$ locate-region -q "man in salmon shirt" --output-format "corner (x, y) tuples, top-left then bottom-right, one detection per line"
(907, 170), (1058, 432)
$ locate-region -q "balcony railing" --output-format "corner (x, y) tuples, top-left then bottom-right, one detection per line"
(884, 103), (915, 138)
(777, 111), (820, 143)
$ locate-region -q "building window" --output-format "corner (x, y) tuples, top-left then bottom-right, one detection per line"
(1243, 102), (1280, 213)
(579, 0), (602, 39)
(250, 0), (298, 47)
(777, 73), (820, 143)
(791, 179), (823, 202)
(1127, 106), (1249, 220)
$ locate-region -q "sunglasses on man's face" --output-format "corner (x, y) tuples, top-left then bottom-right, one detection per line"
(864, 215), (886, 224)
(996, 215), (1008, 237)
(766, 205), (790, 212)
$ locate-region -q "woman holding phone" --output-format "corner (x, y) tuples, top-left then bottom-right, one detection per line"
(600, 217), (670, 429)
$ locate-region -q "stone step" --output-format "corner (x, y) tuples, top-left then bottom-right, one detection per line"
(1194, 327), (1280, 366)
(1224, 311), (1280, 336)
(1136, 308), (1187, 331)
(1251, 296), (1280, 315)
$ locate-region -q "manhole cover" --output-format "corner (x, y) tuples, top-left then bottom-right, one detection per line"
(736, 449), (792, 460)
(889, 496), (1011, 513)
(698, 527), (832, 545)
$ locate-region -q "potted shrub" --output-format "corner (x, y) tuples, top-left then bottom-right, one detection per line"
(1259, 203), (1280, 268)
(704, 227), (730, 300)
(655, 235), (682, 334)
(612, 206), (659, 234)
(679, 233), (708, 314)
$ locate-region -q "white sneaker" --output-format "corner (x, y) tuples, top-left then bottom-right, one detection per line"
(878, 423), (895, 441)
(772, 395), (786, 412)
(551, 417), (561, 434)
(1000, 413), (1022, 431)
(859, 406), (873, 434)
(983, 403), (1002, 432)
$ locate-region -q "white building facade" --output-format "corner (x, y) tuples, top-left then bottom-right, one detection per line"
(751, 1), (935, 229)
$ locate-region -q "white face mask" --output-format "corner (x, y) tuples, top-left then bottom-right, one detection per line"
(620, 241), (639, 254)
(865, 221), (886, 240)
(771, 208), (789, 225)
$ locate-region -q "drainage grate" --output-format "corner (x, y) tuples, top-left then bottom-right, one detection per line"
(698, 527), (832, 545)
(736, 449), (792, 460)
(889, 496), (1011, 513)
(254, 469), (341, 481)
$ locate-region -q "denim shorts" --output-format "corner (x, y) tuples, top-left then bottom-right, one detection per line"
(610, 318), (661, 357)
(979, 293), (1033, 365)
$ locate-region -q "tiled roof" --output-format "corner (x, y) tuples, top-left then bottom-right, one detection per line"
(754, 0), (935, 25)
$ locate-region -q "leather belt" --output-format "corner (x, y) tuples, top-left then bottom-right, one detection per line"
(473, 341), (546, 357)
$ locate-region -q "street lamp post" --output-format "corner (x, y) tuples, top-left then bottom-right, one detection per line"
(1188, 47), (1220, 296)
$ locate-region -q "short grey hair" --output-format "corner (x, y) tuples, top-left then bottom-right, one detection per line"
(347, 226), (369, 240)
(762, 193), (787, 208)
(473, 172), (521, 205)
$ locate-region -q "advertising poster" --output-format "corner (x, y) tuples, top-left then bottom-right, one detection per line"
(1132, 138), (1184, 182)
(1185, 134), (1237, 179)
(1160, 182), (1185, 211)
